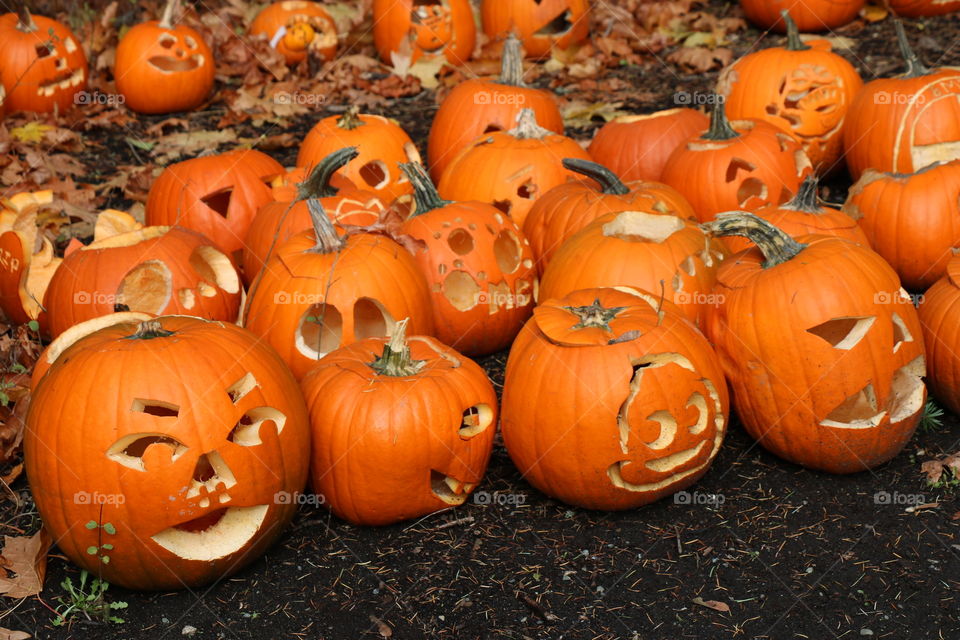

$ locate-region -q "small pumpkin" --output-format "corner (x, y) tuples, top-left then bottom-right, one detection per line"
(739, 0), (866, 32)
(243, 199), (434, 379)
(843, 22), (960, 180)
(588, 108), (709, 184)
(301, 319), (496, 525)
(480, 0), (590, 59)
(145, 149), (284, 257)
(703, 213), (926, 474)
(438, 108), (593, 228)
(114, 0), (215, 114)
(502, 287), (729, 510)
(842, 160), (960, 291)
(660, 101), (812, 222)
(716, 11), (863, 174)
(0, 8), (87, 114)
(917, 254), (960, 416)
(523, 158), (696, 274)
(400, 162), (537, 356)
(297, 107), (421, 204)
(428, 33), (564, 182)
(373, 0), (475, 66)
(888, 0), (960, 16)
(249, 1), (338, 65)
(25, 316), (310, 590)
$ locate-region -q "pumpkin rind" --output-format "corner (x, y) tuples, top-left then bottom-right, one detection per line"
(480, 0), (590, 59)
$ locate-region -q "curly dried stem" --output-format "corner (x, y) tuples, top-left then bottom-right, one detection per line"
(16, 5), (36, 32)
(566, 298), (627, 330)
(702, 100), (739, 141)
(781, 175), (822, 213)
(158, 0), (179, 30)
(306, 199), (345, 253)
(498, 32), (527, 86)
(562, 159), (630, 195)
(336, 105), (364, 130)
(782, 11), (810, 52)
(369, 318), (426, 377)
(128, 320), (175, 340)
(705, 212), (806, 268)
(508, 108), (550, 140)
(896, 21), (929, 78)
(400, 162), (451, 217)
(297, 147), (358, 200)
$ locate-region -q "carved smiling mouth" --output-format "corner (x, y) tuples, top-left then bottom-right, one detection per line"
(148, 55), (203, 72)
(430, 470), (476, 505)
(151, 505), (268, 561)
(534, 11), (573, 36)
(37, 68), (84, 96)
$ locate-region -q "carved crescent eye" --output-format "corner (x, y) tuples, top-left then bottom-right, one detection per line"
(228, 407), (287, 447)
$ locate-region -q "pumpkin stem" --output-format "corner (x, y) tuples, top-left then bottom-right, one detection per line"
(895, 21), (929, 78)
(400, 162), (451, 217)
(781, 11), (810, 52)
(16, 5), (37, 32)
(306, 199), (346, 253)
(369, 318), (426, 377)
(508, 108), (550, 140)
(297, 147), (358, 201)
(704, 212), (807, 268)
(562, 159), (630, 195)
(780, 175), (822, 213)
(498, 32), (527, 87)
(702, 99), (739, 141)
(158, 0), (179, 30)
(565, 298), (627, 330)
(337, 106), (364, 130)
(127, 319), (175, 340)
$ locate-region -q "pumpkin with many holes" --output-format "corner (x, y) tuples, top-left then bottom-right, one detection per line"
(917, 254), (960, 416)
(243, 199), (434, 379)
(250, 1), (338, 64)
(301, 319), (496, 525)
(373, 0), (475, 66)
(703, 213), (926, 474)
(480, 0), (590, 59)
(25, 316), (310, 590)
(739, 0), (865, 32)
(502, 287), (729, 510)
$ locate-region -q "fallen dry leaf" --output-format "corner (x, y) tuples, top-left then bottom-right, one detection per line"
(561, 100), (628, 128)
(0, 529), (52, 598)
(667, 45), (732, 73)
(0, 628), (30, 640)
(692, 596), (730, 613)
(9, 124), (52, 145)
(921, 452), (960, 485)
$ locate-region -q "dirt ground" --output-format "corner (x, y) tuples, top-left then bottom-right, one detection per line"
(3, 2), (960, 639)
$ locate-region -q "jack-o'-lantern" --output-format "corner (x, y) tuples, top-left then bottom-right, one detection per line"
(740, 0), (865, 32)
(502, 287), (729, 510)
(25, 316), (311, 590)
(249, 1), (337, 65)
(114, 0), (215, 114)
(918, 254), (960, 416)
(373, 0), (475, 65)
(481, 0), (590, 59)
(301, 319), (496, 525)
(0, 8), (87, 114)
(703, 213), (926, 474)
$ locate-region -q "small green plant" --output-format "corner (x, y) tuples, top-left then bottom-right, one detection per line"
(52, 570), (127, 626)
(928, 465), (960, 492)
(919, 399), (946, 433)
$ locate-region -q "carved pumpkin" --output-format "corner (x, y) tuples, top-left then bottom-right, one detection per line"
(146, 149), (284, 256)
(540, 210), (726, 326)
(243, 199), (434, 379)
(842, 160), (960, 291)
(523, 159), (696, 274)
(249, 1), (337, 65)
(373, 0), (475, 65)
(25, 317), (310, 590)
(297, 107), (421, 204)
(843, 22), (960, 180)
(301, 319), (496, 525)
(917, 254), (960, 416)
(43, 226), (242, 337)
(888, 0), (960, 16)
(438, 109), (593, 228)
(661, 102), (812, 222)
(481, 0), (590, 59)
(740, 0), (865, 32)
(716, 12), (863, 175)
(114, 0), (215, 114)
(502, 287), (729, 510)
(588, 108), (709, 183)
(400, 162), (536, 356)
(428, 33), (564, 182)
(703, 213), (926, 474)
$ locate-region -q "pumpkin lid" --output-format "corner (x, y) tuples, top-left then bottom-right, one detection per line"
(533, 287), (665, 347)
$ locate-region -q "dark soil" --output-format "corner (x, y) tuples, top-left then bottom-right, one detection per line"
(5, 6), (960, 640)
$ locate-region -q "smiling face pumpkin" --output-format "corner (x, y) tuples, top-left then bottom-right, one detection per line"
(250, 1), (338, 65)
(480, 0), (590, 59)
(24, 317), (310, 591)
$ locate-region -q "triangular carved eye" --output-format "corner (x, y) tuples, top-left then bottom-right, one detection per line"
(806, 316), (876, 350)
(891, 312), (913, 353)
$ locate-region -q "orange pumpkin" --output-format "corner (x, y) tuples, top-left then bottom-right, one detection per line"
(0, 8), (87, 113)
(373, 0), (475, 65)
(917, 254), (960, 416)
(888, 0), (960, 16)
(704, 213), (926, 474)
(842, 160), (960, 291)
(438, 108), (592, 227)
(740, 0), (865, 32)
(301, 319), (496, 525)
(716, 11), (862, 174)
(843, 22), (960, 180)
(480, 0), (590, 59)
(25, 316), (310, 590)
(243, 199), (434, 379)
(661, 102), (812, 222)
(249, 1), (338, 65)
(502, 287), (729, 510)
(114, 0), (215, 114)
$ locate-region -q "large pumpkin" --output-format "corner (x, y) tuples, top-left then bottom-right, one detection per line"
(301, 320), (496, 525)
(0, 8), (87, 114)
(428, 33), (564, 182)
(373, 0), (475, 66)
(25, 316), (310, 591)
(480, 0), (590, 59)
(114, 0), (215, 114)
(502, 287), (729, 510)
(703, 213), (926, 474)
(739, 0), (865, 32)
(249, 1), (338, 65)
(843, 22), (960, 180)
(716, 11), (863, 174)
(918, 254), (960, 416)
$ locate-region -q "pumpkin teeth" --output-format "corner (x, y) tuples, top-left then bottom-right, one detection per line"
(37, 68), (84, 95)
(430, 470), (472, 505)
